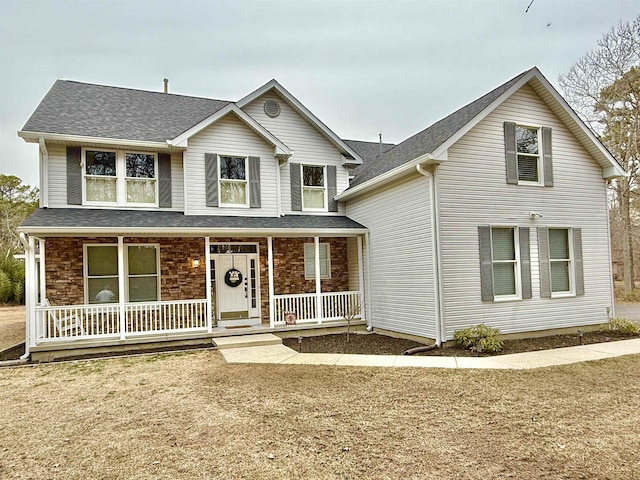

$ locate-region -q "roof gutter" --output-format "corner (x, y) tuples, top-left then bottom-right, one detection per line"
(18, 131), (173, 150)
(337, 153), (443, 201)
(17, 225), (369, 237)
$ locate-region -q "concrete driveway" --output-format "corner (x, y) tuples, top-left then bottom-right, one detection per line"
(615, 304), (640, 324)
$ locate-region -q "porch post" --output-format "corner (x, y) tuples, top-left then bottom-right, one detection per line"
(314, 236), (322, 324)
(37, 238), (46, 340)
(268, 236), (275, 328)
(205, 236), (212, 332)
(357, 235), (365, 320)
(118, 236), (126, 340)
(25, 236), (37, 353)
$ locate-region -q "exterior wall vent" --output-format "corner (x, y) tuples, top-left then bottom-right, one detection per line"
(264, 99), (281, 118)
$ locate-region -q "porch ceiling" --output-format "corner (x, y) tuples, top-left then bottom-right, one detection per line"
(19, 208), (368, 237)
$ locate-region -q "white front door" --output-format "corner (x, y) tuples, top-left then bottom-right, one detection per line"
(217, 254), (249, 319)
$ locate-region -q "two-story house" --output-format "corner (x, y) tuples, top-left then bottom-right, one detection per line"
(17, 67), (624, 360)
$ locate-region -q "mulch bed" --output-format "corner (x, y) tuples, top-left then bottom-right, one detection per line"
(282, 331), (640, 357)
(0, 343), (25, 362)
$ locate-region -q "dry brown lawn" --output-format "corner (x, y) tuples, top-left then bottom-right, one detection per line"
(0, 306), (24, 351)
(1, 351), (639, 479)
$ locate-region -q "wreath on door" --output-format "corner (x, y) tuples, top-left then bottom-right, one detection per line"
(224, 268), (243, 287)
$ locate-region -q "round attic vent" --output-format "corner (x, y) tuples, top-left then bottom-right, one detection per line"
(264, 99), (281, 118)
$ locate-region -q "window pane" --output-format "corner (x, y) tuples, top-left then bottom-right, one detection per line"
(493, 263), (516, 296)
(220, 157), (246, 180)
(549, 229), (569, 259)
(516, 126), (538, 154)
(304, 243), (329, 278)
(88, 278), (119, 304)
(87, 246), (118, 276)
(128, 276), (158, 302)
(127, 179), (156, 204)
(517, 155), (538, 182)
(220, 181), (247, 204)
(86, 151), (116, 176)
(303, 188), (325, 209)
(86, 177), (117, 202)
(303, 166), (324, 187)
(551, 261), (570, 292)
(126, 153), (155, 178)
(492, 228), (515, 261)
(128, 246), (158, 275)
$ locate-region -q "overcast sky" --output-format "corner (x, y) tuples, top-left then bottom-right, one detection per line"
(0, 0), (638, 188)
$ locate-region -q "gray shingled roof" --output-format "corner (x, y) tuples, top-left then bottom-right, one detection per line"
(21, 208), (366, 232)
(349, 69), (531, 188)
(21, 80), (231, 142)
(343, 139), (395, 163)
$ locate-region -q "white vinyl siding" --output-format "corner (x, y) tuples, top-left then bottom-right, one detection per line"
(439, 84), (612, 338)
(241, 92), (350, 215)
(45, 143), (184, 211)
(346, 174), (436, 339)
(184, 113), (277, 216)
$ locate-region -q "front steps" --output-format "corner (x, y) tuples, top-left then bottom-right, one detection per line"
(212, 333), (282, 350)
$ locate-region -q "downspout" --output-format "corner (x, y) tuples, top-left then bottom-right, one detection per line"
(415, 160), (444, 347)
(276, 157), (283, 217)
(39, 138), (48, 208)
(605, 179), (615, 319)
(19, 233), (31, 359)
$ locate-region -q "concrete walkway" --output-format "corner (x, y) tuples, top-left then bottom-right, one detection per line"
(220, 338), (640, 369)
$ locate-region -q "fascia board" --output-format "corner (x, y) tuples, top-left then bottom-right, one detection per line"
(18, 225), (368, 237)
(527, 72), (625, 178)
(237, 80), (364, 165)
(336, 154), (441, 201)
(18, 131), (171, 150)
(169, 104), (291, 155)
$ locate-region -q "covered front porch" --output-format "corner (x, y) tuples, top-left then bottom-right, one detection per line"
(22, 228), (367, 355)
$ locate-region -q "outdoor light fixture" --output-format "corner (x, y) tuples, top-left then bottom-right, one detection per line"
(192, 257), (200, 268)
(529, 211), (544, 220)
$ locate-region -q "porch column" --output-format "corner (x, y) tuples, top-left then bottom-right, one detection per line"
(268, 236), (275, 328)
(314, 237), (322, 324)
(357, 235), (365, 321)
(25, 235), (37, 355)
(118, 236), (126, 340)
(37, 238), (46, 340)
(205, 237), (212, 332)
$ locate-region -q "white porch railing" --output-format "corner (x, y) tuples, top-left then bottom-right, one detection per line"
(273, 291), (362, 326)
(35, 299), (208, 342)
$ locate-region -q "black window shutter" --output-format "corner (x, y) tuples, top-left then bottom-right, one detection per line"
(519, 227), (532, 299)
(573, 228), (584, 296)
(327, 165), (338, 212)
(66, 146), (82, 205)
(205, 153), (218, 207)
(538, 227), (551, 298)
(504, 122), (518, 185)
(478, 226), (494, 301)
(542, 127), (554, 187)
(290, 163), (302, 211)
(249, 156), (261, 208)
(158, 153), (172, 208)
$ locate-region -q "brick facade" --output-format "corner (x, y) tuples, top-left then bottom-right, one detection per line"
(44, 235), (353, 324)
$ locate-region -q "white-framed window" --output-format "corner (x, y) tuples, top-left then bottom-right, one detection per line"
(83, 149), (158, 206)
(548, 228), (573, 295)
(302, 164), (327, 211)
(304, 243), (331, 279)
(515, 125), (542, 184)
(219, 155), (248, 207)
(491, 227), (521, 299)
(84, 243), (160, 304)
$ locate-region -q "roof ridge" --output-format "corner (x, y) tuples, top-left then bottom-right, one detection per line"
(55, 79), (233, 103)
(376, 68), (533, 161)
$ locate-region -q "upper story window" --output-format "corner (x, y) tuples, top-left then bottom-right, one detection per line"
(302, 165), (327, 211)
(516, 126), (540, 183)
(219, 156), (248, 207)
(83, 149), (158, 206)
(504, 122), (553, 187)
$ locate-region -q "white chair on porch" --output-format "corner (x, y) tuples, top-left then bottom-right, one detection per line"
(44, 299), (85, 338)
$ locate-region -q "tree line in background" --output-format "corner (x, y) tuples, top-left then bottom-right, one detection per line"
(560, 15), (640, 296)
(0, 174), (38, 304)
